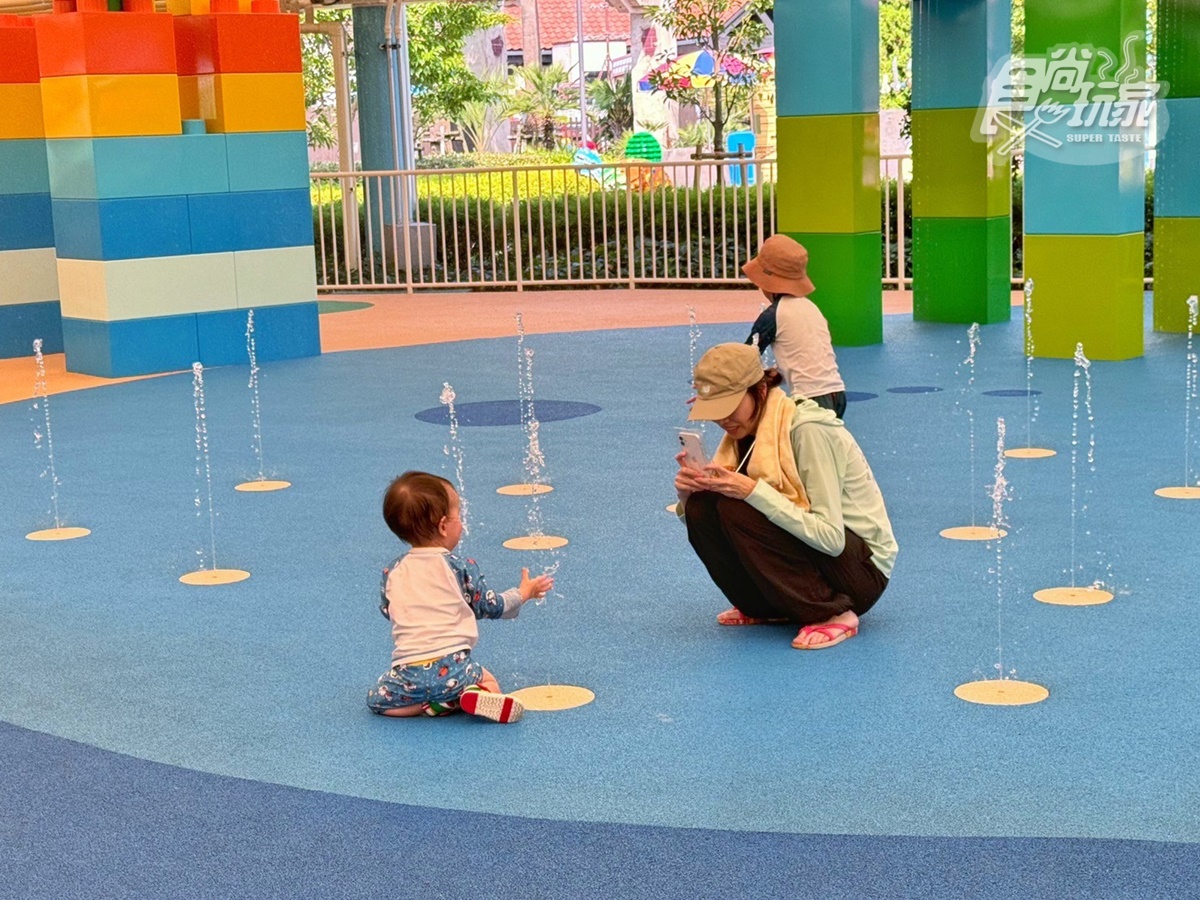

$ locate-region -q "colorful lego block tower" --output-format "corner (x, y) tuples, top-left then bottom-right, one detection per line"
(34, 0), (317, 378)
(911, 0), (1012, 325)
(1153, 0), (1200, 333)
(1022, 0), (1146, 360)
(773, 1), (882, 346)
(0, 15), (61, 359)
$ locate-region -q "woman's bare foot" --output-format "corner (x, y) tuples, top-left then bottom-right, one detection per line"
(792, 611), (859, 649)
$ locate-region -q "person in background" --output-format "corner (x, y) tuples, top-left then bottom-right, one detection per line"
(744, 234), (848, 419)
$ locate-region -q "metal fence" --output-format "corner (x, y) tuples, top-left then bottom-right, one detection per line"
(311, 152), (914, 293)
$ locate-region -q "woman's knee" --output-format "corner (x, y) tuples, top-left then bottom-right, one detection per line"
(683, 490), (721, 527)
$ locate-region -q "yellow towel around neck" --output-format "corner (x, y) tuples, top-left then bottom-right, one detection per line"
(711, 387), (810, 510)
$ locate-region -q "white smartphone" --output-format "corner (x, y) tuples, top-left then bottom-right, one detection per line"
(677, 430), (709, 469)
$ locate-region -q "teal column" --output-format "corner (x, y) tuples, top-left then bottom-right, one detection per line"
(911, 0), (1012, 325)
(1153, 0), (1200, 333)
(774, 1), (881, 346)
(352, 6), (407, 248)
(1023, 0), (1146, 360)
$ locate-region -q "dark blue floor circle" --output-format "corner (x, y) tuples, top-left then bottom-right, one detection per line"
(845, 391), (878, 402)
(415, 399), (602, 427)
(885, 386), (943, 394)
(983, 389), (1043, 397)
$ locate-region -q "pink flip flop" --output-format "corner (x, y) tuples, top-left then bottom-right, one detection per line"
(792, 621), (858, 650)
(716, 608), (787, 626)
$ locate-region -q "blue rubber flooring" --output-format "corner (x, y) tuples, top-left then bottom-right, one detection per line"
(2, 305), (1198, 897)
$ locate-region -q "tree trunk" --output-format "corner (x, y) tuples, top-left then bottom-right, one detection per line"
(713, 79), (725, 187)
(520, 0), (540, 69)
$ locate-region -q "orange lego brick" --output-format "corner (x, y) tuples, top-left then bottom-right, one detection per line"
(177, 73), (201, 118)
(167, 0), (211, 14)
(34, 11), (177, 77)
(40, 73), (182, 137)
(0, 83), (44, 138)
(197, 72), (303, 132)
(0, 18), (40, 84)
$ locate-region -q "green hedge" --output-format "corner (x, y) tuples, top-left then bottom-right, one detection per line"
(315, 185), (774, 286)
(313, 170), (1158, 287)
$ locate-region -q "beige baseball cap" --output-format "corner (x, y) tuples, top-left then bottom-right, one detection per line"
(688, 342), (764, 421)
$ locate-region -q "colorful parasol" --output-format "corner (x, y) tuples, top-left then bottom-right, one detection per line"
(637, 49), (756, 92)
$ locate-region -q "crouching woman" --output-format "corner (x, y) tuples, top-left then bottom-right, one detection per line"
(674, 343), (897, 649)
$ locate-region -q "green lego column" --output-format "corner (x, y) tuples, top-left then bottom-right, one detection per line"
(774, 1), (881, 346)
(1023, 0), (1146, 360)
(1153, 0), (1200, 332)
(911, 0), (1012, 325)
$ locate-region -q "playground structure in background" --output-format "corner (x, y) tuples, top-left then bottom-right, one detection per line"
(0, 0), (319, 376)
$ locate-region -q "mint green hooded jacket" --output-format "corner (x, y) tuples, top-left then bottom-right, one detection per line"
(681, 399), (898, 578)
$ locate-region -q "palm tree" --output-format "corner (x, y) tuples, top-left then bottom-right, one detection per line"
(458, 75), (515, 152)
(587, 72), (633, 149)
(510, 63), (573, 149)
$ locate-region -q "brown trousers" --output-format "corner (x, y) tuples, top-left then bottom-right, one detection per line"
(684, 491), (888, 624)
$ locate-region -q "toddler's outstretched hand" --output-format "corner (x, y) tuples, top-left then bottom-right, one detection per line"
(520, 567), (554, 601)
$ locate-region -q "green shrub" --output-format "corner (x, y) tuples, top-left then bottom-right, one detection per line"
(313, 165), (1158, 287)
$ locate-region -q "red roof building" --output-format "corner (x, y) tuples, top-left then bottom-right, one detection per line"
(502, 0), (631, 53)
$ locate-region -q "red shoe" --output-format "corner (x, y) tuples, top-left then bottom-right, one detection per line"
(459, 688), (524, 723)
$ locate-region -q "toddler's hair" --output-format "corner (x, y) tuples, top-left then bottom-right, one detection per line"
(383, 471), (454, 544)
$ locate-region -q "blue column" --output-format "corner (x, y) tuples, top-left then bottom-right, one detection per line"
(352, 5), (411, 252)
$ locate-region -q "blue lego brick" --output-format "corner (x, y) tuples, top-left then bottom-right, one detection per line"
(1155, 97), (1200, 218)
(187, 189), (314, 254)
(46, 134), (229, 200)
(0, 301), (63, 359)
(224, 131), (310, 193)
(911, 0), (1011, 111)
(1025, 153), (1144, 234)
(52, 196), (192, 261)
(0, 139), (50, 194)
(775, 0), (879, 116)
(0, 193), (54, 251)
(1023, 111), (1145, 235)
(61, 313), (200, 378)
(195, 301), (320, 367)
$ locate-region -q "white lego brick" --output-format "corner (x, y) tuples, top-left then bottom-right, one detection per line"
(0, 248), (60, 306)
(56, 253), (237, 321)
(233, 245), (317, 309)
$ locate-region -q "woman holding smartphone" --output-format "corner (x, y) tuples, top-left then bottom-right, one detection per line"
(673, 343), (897, 650)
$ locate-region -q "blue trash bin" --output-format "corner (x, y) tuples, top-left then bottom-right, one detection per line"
(726, 131), (756, 186)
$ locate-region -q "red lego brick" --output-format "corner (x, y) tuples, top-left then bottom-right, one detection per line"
(172, 16), (213, 76)
(34, 11), (177, 78)
(0, 18), (40, 84)
(174, 13), (299, 75)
